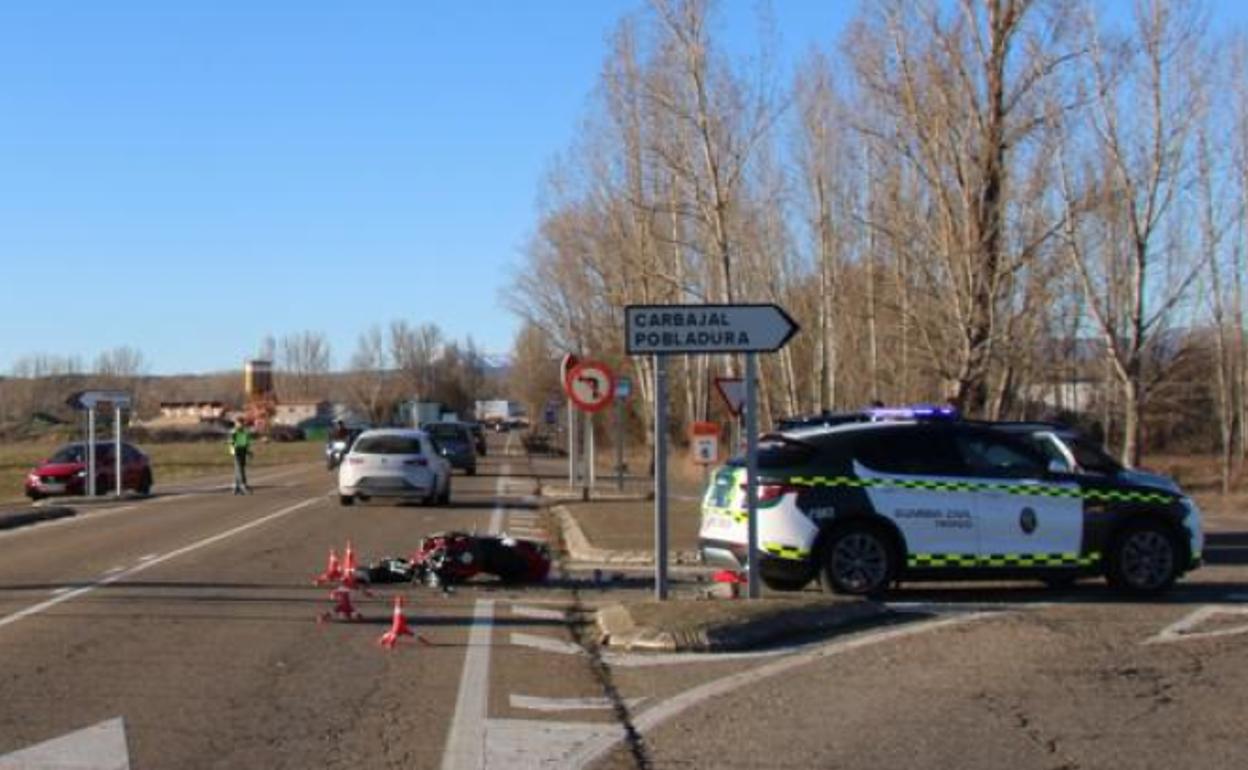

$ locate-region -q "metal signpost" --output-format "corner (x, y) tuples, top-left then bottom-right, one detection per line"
(560, 354), (580, 486)
(567, 361), (615, 499)
(66, 390), (133, 498)
(625, 303), (799, 600)
(615, 375), (632, 491)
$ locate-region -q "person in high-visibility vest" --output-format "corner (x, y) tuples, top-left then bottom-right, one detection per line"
(228, 420), (254, 495)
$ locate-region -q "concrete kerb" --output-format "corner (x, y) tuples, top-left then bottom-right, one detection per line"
(595, 597), (888, 652)
(553, 504), (701, 566)
(0, 506), (75, 531)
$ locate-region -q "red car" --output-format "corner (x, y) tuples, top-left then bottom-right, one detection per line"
(24, 442), (154, 500)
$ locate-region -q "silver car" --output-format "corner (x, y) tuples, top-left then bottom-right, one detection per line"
(337, 428), (451, 506)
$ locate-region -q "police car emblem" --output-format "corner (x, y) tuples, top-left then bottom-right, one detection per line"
(1019, 507), (1037, 534)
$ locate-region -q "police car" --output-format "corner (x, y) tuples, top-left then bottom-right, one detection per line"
(699, 407), (1203, 596)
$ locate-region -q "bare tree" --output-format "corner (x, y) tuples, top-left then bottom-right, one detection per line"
(278, 331), (332, 399)
(1057, 0), (1208, 464)
(93, 346), (146, 378)
(346, 326), (393, 425)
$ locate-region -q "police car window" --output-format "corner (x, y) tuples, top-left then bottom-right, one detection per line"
(1067, 438), (1120, 474)
(954, 434), (1045, 477)
(853, 429), (963, 476)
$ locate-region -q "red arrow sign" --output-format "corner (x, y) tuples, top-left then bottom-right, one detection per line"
(567, 361), (616, 413)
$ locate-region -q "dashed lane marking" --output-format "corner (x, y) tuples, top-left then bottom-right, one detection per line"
(0, 496), (322, 634)
(511, 605), (565, 621)
(511, 633), (585, 656)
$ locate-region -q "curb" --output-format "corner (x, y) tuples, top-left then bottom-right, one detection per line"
(596, 598), (888, 652)
(554, 505), (701, 566)
(0, 506), (76, 531)
(540, 485), (652, 503)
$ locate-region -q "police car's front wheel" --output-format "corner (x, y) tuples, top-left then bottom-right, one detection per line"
(1107, 523), (1180, 595)
(820, 526), (896, 597)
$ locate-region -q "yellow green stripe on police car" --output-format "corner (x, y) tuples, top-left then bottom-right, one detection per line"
(907, 552), (1102, 568)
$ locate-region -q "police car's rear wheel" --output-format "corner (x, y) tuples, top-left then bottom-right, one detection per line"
(821, 527), (894, 596)
(1107, 523), (1179, 594)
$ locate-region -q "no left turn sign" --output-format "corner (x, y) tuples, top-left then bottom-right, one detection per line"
(566, 361), (615, 413)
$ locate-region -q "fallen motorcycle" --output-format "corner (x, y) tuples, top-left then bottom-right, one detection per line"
(409, 531), (551, 588)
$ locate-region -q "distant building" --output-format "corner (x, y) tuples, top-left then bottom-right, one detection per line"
(158, 401), (228, 424)
(272, 399), (331, 427)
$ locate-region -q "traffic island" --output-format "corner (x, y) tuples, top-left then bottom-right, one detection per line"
(0, 506), (75, 531)
(596, 595), (887, 652)
(555, 503), (701, 566)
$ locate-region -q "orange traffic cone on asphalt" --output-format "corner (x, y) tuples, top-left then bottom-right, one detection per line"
(314, 548), (343, 585)
(379, 595), (429, 648)
(339, 540), (368, 591)
(342, 540), (357, 573)
(319, 586), (362, 623)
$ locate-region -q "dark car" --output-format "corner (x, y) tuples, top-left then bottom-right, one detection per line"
(25, 442), (154, 500)
(467, 422), (487, 456)
(425, 422), (478, 476)
(699, 412), (1202, 596)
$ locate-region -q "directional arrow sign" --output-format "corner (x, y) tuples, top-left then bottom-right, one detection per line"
(625, 304), (799, 355)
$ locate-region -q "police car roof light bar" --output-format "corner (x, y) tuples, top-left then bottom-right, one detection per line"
(866, 404), (960, 422)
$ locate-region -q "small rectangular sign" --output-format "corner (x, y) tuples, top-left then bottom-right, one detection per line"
(625, 304), (798, 355)
(616, 376), (632, 398)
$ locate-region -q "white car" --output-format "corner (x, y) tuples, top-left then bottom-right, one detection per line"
(337, 428), (451, 506)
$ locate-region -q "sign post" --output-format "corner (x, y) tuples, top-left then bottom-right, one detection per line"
(66, 390), (133, 499)
(745, 354), (761, 599)
(566, 360), (616, 500)
(560, 354), (580, 487)
(653, 355), (669, 600)
(625, 303), (799, 601)
(615, 376), (632, 492)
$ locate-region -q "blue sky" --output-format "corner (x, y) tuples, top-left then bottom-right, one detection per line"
(0, 1), (1243, 375)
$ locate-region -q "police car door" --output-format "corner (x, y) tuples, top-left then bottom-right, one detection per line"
(851, 426), (980, 559)
(952, 430), (1082, 563)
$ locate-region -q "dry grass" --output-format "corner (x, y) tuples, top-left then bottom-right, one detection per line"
(0, 438), (320, 503)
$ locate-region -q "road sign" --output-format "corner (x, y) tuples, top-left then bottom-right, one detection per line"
(559, 353), (581, 391)
(566, 361), (615, 413)
(625, 303), (800, 355)
(691, 421), (719, 465)
(616, 375), (632, 399)
(713, 377), (745, 417)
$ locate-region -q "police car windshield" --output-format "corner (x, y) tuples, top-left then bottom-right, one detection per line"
(1064, 436), (1122, 474)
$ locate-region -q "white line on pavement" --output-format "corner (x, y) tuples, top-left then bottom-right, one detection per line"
(0, 496), (323, 634)
(1145, 604), (1248, 644)
(441, 599), (496, 770)
(510, 695), (646, 713)
(486, 464), (510, 536)
(568, 611), (997, 768)
(511, 605), (565, 621)
(510, 633), (585, 656)
(137, 554), (158, 563)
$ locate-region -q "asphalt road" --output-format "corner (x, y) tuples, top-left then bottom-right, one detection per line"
(2, 435), (1246, 770)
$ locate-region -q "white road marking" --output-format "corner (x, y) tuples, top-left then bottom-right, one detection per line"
(511, 605), (565, 621)
(49, 587), (73, 596)
(1145, 604), (1248, 644)
(0, 497), (322, 634)
(485, 719), (624, 769)
(486, 464), (510, 536)
(103, 566), (126, 575)
(510, 695), (646, 713)
(503, 432), (515, 455)
(137, 553), (158, 563)
(569, 612), (997, 768)
(510, 633), (585, 656)
(441, 599), (496, 770)
(0, 716), (130, 769)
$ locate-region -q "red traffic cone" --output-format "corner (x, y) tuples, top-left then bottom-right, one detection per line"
(319, 586), (362, 623)
(342, 540), (357, 574)
(314, 548), (343, 585)
(378, 596), (418, 649)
